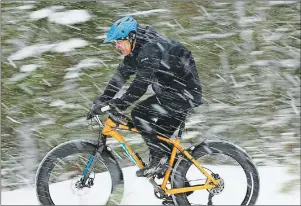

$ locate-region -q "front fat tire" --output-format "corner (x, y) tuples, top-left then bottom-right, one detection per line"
(35, 140), (124, 205)
(171, 140), (260, 205)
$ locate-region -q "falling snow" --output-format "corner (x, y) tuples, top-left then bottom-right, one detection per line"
(1, 0), (300, 204)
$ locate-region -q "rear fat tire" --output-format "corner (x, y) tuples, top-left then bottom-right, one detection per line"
(171, 140), (260, 205)
(35, 140), (124, 205)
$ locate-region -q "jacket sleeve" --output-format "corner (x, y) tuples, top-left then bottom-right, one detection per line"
(96, 63), (136, 102)
(114, 43), (161, 110)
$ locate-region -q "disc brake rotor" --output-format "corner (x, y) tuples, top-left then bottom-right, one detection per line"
(70, 176), (92, 196)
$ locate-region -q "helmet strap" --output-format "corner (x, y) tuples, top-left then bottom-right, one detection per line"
(131, 39), (136, 51)
(128, 32), (137, 51)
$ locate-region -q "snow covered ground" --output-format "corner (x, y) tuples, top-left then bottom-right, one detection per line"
(1, 166), (300, 205)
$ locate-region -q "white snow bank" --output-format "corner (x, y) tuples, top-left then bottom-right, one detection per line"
(6, 1), (36, 3)
(75, 58), (105, 69)
(52, 38), (88, 53)
(1, 166), (300, 205)
(64, 71), (82, 79)
(63, 58), (106, 79)
(8, 38), (88, 60)
(250, 51), (264, 55)
(20, 64), (39, 73)
(240, 17), (263, 25)
(279, 59), (300, 68)
(49, 100), (80, 109)
(269, 1), (297, 5)
(30, 7), (91, 25)
(48, 10), (91, 25)
(8, 73), (30, 82)
(30, 8), (53, 20)
(29, 6), (64, 20)
(8, 44), (55, 61)
(189, 33), (236, 41)
(120, 9), (171, 16)
(251, 59), (300, 68)
(95, 34), (106, 39)
(16, 5), (35, 10)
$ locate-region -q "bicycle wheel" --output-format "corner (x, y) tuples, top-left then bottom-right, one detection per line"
(35, 140), (124, 205)
(171, 140), (260, 205)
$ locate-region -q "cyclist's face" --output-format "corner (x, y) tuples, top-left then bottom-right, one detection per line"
(115, 40), (131, 56)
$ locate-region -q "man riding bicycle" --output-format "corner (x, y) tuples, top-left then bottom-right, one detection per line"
(87, 16), (202, 178)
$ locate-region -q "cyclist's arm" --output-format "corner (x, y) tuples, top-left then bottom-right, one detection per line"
(96, 63), (136, 102)
(112, 43), (161, 110)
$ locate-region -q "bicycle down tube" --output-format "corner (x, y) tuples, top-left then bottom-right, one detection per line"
(101, 116), (219, 195)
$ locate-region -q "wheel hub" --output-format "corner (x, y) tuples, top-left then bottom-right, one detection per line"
(70, 176), (92, 196)
(207, 174), (224, 195)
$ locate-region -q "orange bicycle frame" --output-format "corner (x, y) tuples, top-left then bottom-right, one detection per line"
(101, 116), (219, 195)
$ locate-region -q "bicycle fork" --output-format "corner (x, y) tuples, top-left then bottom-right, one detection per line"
(79, 153), (98, 187)
(80, 141), (106, 187)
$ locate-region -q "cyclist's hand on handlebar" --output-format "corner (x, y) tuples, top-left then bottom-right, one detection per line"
(86, 99), (107, 120)
(86, 98), (126, 120)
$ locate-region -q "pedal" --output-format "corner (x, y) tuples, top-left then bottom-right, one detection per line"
(153, 157), (169, 178)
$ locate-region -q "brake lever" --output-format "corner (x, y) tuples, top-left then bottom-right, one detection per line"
(93, 115), (103, 126)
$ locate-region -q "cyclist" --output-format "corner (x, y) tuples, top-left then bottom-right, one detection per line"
(87, 16), (202, 177)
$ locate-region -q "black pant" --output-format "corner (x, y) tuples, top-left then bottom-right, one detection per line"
(131, 95), (188, 161)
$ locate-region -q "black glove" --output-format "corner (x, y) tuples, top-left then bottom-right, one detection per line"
(86, 99), (107, 120)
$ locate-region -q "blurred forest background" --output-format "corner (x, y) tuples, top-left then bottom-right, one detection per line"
(1, 0), (300, 194)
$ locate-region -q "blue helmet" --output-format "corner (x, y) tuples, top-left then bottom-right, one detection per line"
(104, 16), (137, 43)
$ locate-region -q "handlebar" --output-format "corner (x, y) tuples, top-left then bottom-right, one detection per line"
(93, 105), (131, 127)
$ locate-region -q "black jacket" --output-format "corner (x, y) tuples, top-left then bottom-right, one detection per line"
(97, 25), (202, 112)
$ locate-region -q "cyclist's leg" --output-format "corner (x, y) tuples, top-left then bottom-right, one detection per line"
(131, 95), (169, 158)
(152, 109), (188, 161)
(131, 95), (176, 176)
(131, 96), (187, 161)
(154, 109), (188, 138)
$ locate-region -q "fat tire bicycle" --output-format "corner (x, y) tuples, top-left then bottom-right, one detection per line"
(35, 105), (260, 205)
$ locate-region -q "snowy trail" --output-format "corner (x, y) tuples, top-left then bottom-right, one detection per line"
(1, 166), (300, 205)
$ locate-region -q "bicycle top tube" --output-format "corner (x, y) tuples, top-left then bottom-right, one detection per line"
(93, 106), (186, 139)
